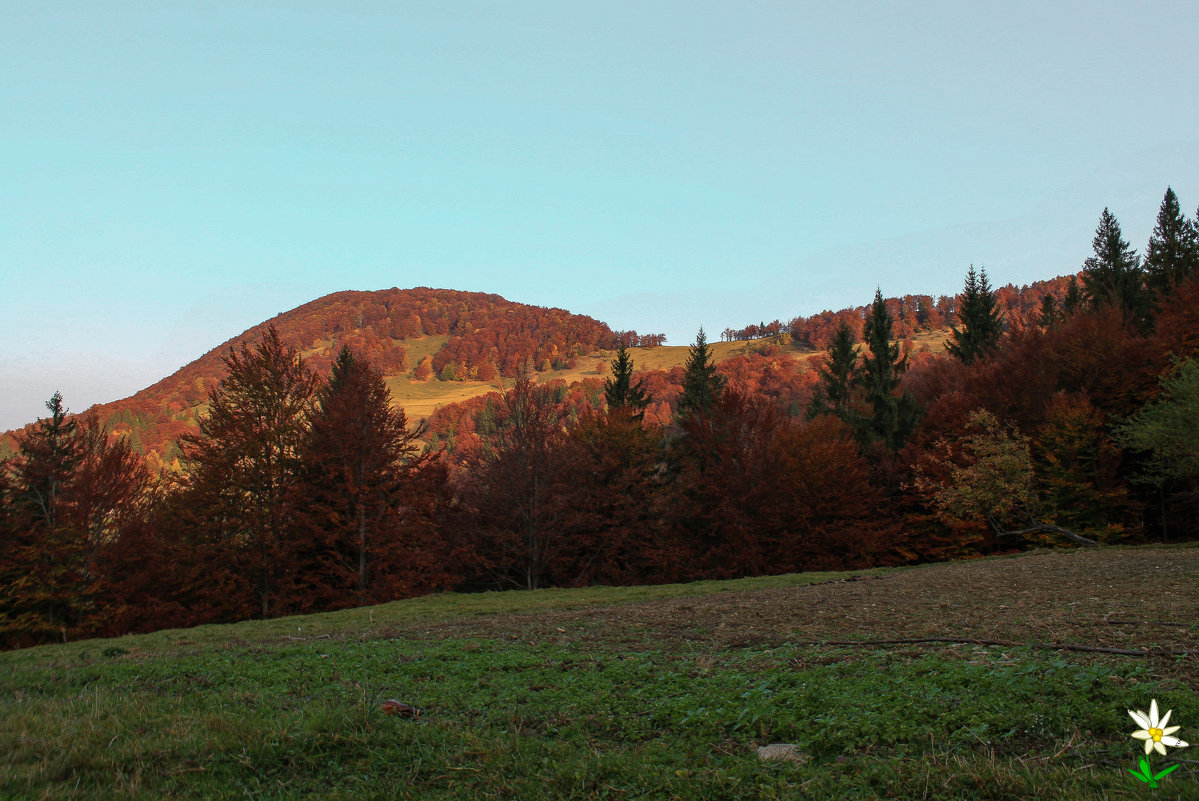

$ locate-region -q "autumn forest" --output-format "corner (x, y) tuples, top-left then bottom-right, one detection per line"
(2, 190), (1199, 648)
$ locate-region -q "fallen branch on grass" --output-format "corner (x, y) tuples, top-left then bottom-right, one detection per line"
(1100, 618), (1195, 629)
(805, 637), (1196, 658)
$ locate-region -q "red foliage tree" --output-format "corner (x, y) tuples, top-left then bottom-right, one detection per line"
(0, 396), (153, 646)
(285, 347), (455, 612)
(176, 326), (319, 619)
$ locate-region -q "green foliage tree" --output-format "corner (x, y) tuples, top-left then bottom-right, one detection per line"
(179, 326), (319, 619)
(1082, 208), (1150, 330)
(856, 290), (917, 450)
(806, 321), (858, 423)
(946, 266), (1005, 364)
(1115, 357), (1199, 537)
(1116, 357), (1199, 484)
(1144, 187), (1199, 296)
(676, 328), (727, 420)
(603, 344), (651, 420)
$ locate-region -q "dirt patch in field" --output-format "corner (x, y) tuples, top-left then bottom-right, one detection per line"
(399, 545), (1199, 685)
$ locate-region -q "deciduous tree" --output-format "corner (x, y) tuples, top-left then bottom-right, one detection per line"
(460, 375), (568, 590)
(0, 395), (153, 646)
(178, 326), (318, 619)
(914, 409), (1095, 546)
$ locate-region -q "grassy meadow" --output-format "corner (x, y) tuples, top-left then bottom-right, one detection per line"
(3, 546), (1198, 800)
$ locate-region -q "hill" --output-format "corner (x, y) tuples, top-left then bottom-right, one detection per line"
(36, 288), (626, 467)
(1, 271), (1072, 466)
(3, 544), (1196, 799)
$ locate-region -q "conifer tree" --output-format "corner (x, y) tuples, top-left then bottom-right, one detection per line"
(1144, 187), (1199, 296)
(946, 266), (1005, 365)
(0, 393), (84, 644)
(1082, 208), (1150, 330)
(856, 289), (917, 450)
(676, 328), (727, 420)
(1, 395), (151, 645)
(603, 344), (651, 420)
(806, 321), (858, 423)
(1062, 276), (1084, 316)
(1037, 293), (1061, 330)
(294, 346), (431, 609)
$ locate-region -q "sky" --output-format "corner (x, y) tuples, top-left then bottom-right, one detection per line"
(3, 1), (1199, 431)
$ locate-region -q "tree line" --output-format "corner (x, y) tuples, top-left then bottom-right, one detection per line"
(2, 188), (1197, 648)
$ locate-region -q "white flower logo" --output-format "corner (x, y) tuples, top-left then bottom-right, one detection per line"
(1129, 699), (1189, 756)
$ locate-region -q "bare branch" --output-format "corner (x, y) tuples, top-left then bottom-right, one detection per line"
(805, 636), (1195, 657)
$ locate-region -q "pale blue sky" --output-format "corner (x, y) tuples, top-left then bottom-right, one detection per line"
(3, 1), (1199, 430)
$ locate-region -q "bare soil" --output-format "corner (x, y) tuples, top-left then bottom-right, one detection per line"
(399, 545), (1199, 686)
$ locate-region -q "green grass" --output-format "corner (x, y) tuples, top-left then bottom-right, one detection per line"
(3, 559), (1197, 800)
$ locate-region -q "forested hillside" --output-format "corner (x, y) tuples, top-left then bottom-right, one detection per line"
(2, 190), (1198, 648)
(1, 289), (629, 468)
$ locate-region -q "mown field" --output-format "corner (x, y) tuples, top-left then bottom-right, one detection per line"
(3, 545), (1198, 800)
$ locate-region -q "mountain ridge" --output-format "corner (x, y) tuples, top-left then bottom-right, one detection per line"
(2, 274), (1075, 465)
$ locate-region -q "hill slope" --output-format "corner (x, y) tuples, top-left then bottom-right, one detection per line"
(71, 288), (621, 464)
(4, 271), (1071, 464)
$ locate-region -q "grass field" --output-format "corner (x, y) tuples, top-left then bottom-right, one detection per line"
(380, 329), (951, 424)
(383, 337), (821, 423)
(4, 545), (1197, 800)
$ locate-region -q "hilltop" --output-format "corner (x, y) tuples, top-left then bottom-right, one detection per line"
(54, 288), (628, 466)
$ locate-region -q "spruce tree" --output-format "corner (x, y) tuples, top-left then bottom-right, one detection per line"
(10, 392), (81, 532)
(676, 328), (726, 420)
(1062, 276), (1083, 316)
(1037, 293), (1061, 330)
(296, 346), (427, 609)
(1144, 187), (1199, 296)
(856, 289), (917, 450)
(946, 265), (1005, 365)
(1082, 208), (1150, 329)
(603, 344), (651, 420)
(806, 321), (858, 423)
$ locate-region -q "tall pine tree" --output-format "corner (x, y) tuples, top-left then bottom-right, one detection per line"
(604, 344), (651, 420)
(1037, 293), (1062, 330)
(806, 321), (858, 424)
(293, 346), (434, 610)
(0, 395), (151, 646)
(946, 265), (1005, 364)
(676, 328), (727, 420)
(1144, 187), (1199, 296)
(856, 290), (917, 450)
(1082, 207), (1150, 330)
